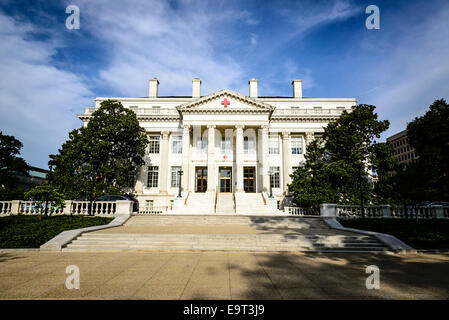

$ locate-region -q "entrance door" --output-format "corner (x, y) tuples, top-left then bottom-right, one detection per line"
(244, 167), (256, 193)
(219, 167), (232, 193)
(195, 167), (207, 192)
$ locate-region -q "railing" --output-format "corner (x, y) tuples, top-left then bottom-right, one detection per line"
(285, 206), (318, 216)
(330, 204), (449, 219)
(18, 201), (64, 215)
(0, 201), (12, 215)
(337, 205), (382, 219)
(85, 107), (179, 116)
(70, 201), (117, 215)
(272, 108), (344, 116)
(137, 206), (168, 214)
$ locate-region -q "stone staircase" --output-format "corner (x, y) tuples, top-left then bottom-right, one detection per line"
(62, 215), (389, 252)
(215, 193), (235, 214)
(235, 192), (281, 214)
(173, 192), (215, 214)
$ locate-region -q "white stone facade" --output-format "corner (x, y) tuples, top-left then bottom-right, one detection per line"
(78, 78), (356, 212)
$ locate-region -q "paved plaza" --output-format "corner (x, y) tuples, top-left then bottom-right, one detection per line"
(1, 251), (448, 299)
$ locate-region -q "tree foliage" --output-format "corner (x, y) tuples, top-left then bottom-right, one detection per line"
(407, 98), (449, 201)
(49, 100), (148, 200)
(288, 104), (391, 208)
(0, 131), (29, 200)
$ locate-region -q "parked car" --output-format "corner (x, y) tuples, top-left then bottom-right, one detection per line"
(95, 194), (139, 212)
(428, 201), (449, 206)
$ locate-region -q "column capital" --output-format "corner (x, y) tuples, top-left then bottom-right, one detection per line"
(207, 124), (216, 129)
(182, 124), (191, 131)
(235, 124), (245, 130)
(281, 131), (290, 139)
(161, 131), (170, 139)
(261, 125), (269, 131)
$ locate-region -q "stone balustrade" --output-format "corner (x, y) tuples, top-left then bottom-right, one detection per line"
(0, 200), (133, 216)
(284, 206), (318, 216)
(319, 203), (449, 219)
(272, 108), (344, 116)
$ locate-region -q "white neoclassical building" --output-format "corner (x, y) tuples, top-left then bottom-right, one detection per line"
(79, 78), (356, 214)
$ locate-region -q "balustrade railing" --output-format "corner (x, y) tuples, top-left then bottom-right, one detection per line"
(272, 108), (344, 116)
(0, 201), (12, 215)
(137, 206), (168, 214)
(70, 201), (117, 215)
(18, 201), (64, 215)
(337, 205), (382, 219)
(285, 206), (318, 215)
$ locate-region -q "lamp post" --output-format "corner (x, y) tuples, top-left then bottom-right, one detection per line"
(177, 170), (184, 198)
(268, 169), (274, 198)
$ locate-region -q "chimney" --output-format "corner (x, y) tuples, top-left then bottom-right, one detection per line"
(249, 78), (258, 98)
(149, 78), (159, 98)
(192, 78), (201, 98)
(292, 80), (302, 98)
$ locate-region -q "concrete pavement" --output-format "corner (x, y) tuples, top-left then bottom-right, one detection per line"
(1, 251), (448, 299)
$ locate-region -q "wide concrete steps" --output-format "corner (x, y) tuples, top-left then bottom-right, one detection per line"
(215, 193), (235, 214)
(235, 192), (279, 214)
(63, 233), (387, 252)
(174, 192), (215, 214)
(124, 215), (325, 228)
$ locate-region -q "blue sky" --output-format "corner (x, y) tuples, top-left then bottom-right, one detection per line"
(1, 0), (448, 168)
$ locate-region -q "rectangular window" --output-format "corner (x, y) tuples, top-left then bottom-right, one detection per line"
(171, 166), (181, 188)
(196, 137), (208, 153)
(291, 136), (303, 154)
(147, 166), (159, 188)
(221, 137), (232, 154)
(269, 167), (280, 188)
(145, 200), (153, 210)
(172, 136), (182, 154)
(244, 136), (255, 154)
(148, 136), (160, 154)
(269, 135), (279, 154)
(126, 172), (135, 188)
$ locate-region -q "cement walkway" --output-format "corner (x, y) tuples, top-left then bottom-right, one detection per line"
(1, 251), (448, 299)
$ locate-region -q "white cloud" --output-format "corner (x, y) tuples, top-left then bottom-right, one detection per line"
(0, 13), (92, 168)
(74, 0), (247, 96)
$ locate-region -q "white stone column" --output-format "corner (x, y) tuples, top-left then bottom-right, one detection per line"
(159, 131), (170, 194)
(135, 162), (145, 193)
(181, 125), (190, 194)
(282, 131), (291, 194)
(235, 125), (244, 192)
(207, 125), (216, 192)
(261, 125), (269, 193)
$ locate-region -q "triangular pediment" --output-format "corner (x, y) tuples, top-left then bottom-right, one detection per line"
(176, 89), (275, 112)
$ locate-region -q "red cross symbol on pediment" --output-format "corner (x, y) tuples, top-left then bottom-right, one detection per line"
(221, 98), (230, 108)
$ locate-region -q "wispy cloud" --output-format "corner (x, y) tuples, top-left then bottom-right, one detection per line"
(0, 12), (92, 168)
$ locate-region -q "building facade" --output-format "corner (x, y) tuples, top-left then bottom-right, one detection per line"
(78, 78), (356, 213)
(386, 130), (419, 165)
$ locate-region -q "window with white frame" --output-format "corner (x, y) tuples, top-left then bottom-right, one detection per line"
(145, 200), (154, 210)
(220, 137), (232, 153)
(148, 135), (160, 154)
(269, 135), (279, 154)
(291, 136), (303, 154)
(147, 166), (159, 187)
(171, 166), (181, 188)
(244, 136), (255, 154)
(196, 137), (208, 153)
(172, 136), (182, 154)
(269, 167), (280, 188)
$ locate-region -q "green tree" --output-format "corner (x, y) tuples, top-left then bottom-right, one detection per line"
(24, 182), (65, 219)
(0, 131), (29, 200)
(289, 104), (391, 211)
(407, 98), (449, 201)
(49, 100), (148, 202)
